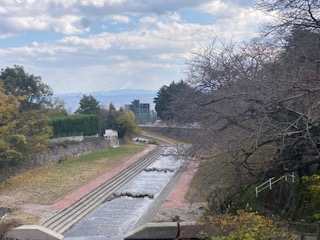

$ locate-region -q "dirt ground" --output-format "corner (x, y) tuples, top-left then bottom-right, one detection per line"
(0, 192), (56, 225)
(152, 158), (205, 223)
(153, 205), (204, 223)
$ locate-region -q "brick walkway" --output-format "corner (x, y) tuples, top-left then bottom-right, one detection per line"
(162, 159), (203, 207)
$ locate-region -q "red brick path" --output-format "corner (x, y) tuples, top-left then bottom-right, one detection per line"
(162, 159), (202, 207)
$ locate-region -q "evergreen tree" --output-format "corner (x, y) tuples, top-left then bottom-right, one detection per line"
(154, 80), (189, 121)
(76, 95), (101, 115)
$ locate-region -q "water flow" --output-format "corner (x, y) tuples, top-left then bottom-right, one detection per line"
(65, 146), (183, 239)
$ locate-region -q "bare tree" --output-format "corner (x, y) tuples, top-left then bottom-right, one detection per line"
(256, 0), (320, 33)
(175, 28), (320, 203)
(167, 1), (320, 208)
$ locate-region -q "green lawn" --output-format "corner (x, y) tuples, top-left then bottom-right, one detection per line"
(0, 143), (148, 205)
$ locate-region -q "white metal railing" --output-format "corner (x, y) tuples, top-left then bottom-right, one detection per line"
(255, 172), (295, 198)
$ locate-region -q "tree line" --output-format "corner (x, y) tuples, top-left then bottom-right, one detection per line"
(0, 65), (138, 180)
(154, 0), (320, 213)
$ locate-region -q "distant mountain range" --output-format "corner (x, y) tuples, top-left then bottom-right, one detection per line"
(54, 89), (158, 113)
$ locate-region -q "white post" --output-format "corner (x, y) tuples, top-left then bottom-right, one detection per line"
(292, 172), (295, 183)
(269, 178), (272, 190)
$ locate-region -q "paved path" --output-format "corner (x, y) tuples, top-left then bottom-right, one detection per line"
(49, 145), (157, 211)
(162, 159), (200, 207)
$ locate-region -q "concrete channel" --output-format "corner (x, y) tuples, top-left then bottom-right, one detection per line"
(41, 145), (164, 234)
(64, 144), (189, 239)
(4, 138), (197, 240)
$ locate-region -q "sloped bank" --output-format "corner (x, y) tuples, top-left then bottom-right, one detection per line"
(140, 126), (199, 143)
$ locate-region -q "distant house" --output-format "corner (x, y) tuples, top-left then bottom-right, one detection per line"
(103, 129), (119, 148)
(125, 99), (152, 124)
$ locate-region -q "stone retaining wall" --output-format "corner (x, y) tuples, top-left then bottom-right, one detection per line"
(22, 138), (110, 172)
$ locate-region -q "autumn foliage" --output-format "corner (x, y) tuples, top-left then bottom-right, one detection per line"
(199, 207), (295, 240)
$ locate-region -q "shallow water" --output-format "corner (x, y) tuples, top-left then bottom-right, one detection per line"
(65, 146), (184, 238)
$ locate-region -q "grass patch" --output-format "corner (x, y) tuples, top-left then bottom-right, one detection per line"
(0, 143), (147, 205)
(185, 155), (234, 203)
(141, 130), (181, 144)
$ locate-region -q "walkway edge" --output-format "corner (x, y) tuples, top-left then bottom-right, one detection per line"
(49, 144), (157, 211)
(4, 225), (64, 240)
(124, 222), (202, 239)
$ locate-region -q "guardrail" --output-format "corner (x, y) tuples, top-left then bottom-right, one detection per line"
(255, 172), (295, 198)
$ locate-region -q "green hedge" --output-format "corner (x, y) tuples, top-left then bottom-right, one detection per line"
(51, 114), (100, 138)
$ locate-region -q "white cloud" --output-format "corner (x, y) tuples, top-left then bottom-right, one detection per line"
(0, 6), (8, 14)
(216, 9), (273, 40)
(168, 12), (181, 22)
(194, 1), (272, 41)
(1, 14), (90, 34)
(139, 16), (158, 25)
(58, 19), (213, 52)
(196, 0), (237, 18)
(1, 42), (77, 61)
(59, 34), (113, 50)
(0, 0), (211, 35)
(107, 15), (130, 24)
(0, 33), (16, 39)
(0, 0), (272, 94)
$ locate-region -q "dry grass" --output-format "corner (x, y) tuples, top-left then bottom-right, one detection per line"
(185, 155), (235, 203)
(0, 218), (22, 239)
(0, 143), (147, 206)
(0, 143), (148, 227)
(141, 130), (181, 145)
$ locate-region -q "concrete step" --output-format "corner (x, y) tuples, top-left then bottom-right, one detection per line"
(64, 237), (123, 240)
(42, 146), (163, 234)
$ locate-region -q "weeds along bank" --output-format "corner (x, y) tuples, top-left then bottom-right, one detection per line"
(141, 126), (199, 143)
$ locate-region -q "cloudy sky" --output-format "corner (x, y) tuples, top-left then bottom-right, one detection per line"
(0, 0), (271, 94)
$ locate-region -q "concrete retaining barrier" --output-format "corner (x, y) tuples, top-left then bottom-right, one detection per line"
(4, 222), (202, 239)
(125, 222), (178, 239)
(4, 225), (64, 240)
(124, 222), (202, 240)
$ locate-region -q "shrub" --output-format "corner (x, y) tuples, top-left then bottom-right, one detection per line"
(225, 187), (263, 215)
(51, 114), (100, 138)
(199, 207), (295, 240)
(0, 219), (22, 239)
(290, 174), (320, 221)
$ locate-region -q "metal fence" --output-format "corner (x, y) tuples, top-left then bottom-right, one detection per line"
(255, 172), (295, 198)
